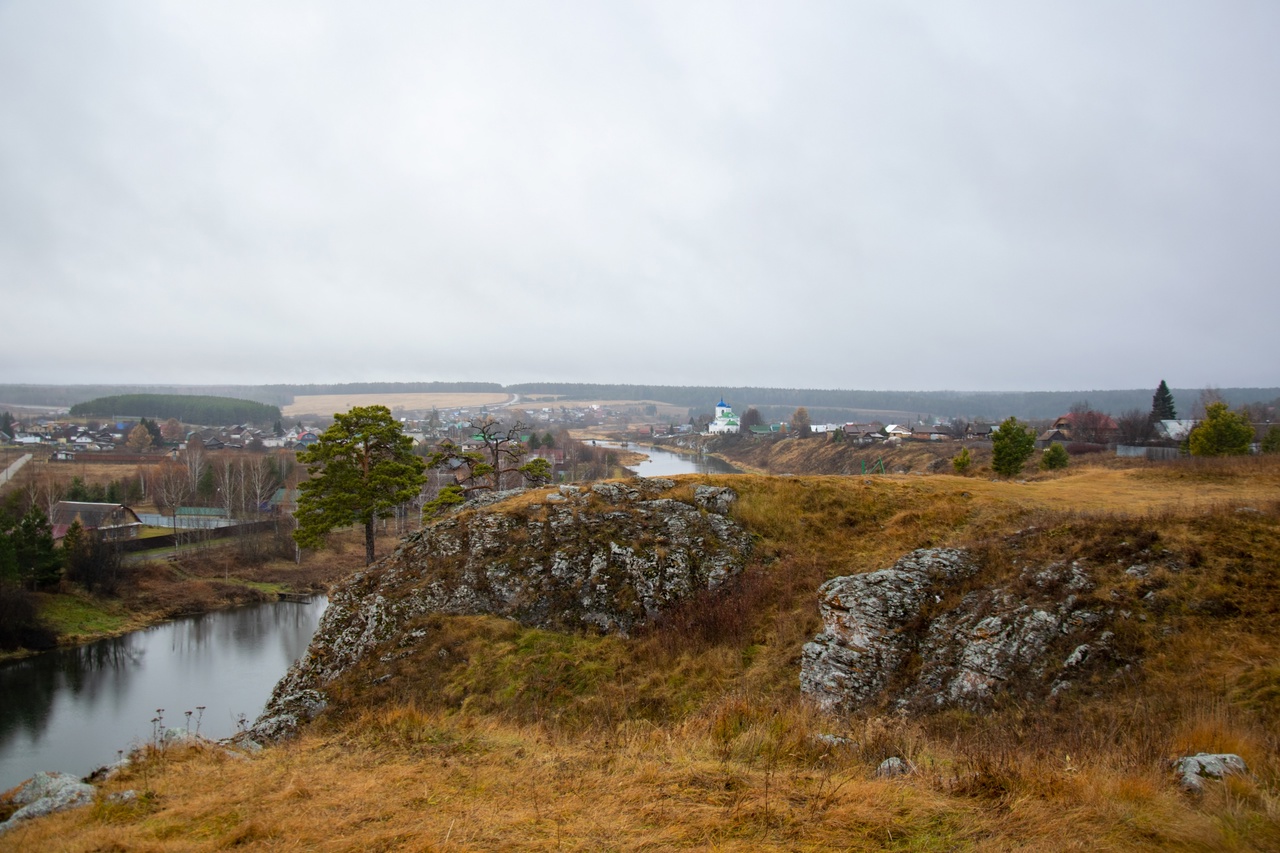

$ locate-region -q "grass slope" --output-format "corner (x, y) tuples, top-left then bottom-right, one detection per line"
(7, 458), (1280, 850)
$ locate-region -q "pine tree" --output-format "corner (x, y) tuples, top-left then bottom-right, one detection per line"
(1041, 443), (1070, 470)
(294, 406), (425, 565)
(11, 506), (61, 589)
(991, 417), (1036, 477)
(1150, 380), (1177, 422)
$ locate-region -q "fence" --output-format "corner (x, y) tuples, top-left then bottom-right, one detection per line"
(137, 513), (236, 529)
(119, 519), (279, 554)
(1116, 445), (1181, 460)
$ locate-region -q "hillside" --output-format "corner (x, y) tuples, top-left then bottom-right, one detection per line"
(68, 394), (280, 425)
(5, 458), (1280, 849)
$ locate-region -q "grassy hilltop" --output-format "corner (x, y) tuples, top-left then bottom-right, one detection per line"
(6, 457), (1280, 850)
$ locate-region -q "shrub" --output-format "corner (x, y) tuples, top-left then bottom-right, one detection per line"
(952, 447), (972, 474)
(1189, 403), (1253, 457)
(1041, 443), (1070, 471)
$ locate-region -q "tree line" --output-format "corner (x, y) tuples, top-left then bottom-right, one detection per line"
(69, 394), (281, 425)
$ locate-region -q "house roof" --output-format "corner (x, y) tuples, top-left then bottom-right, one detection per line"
(1155, 419), (1198, 441)
(50, 501), (142, 538)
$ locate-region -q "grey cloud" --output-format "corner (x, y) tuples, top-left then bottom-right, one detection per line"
(1, 1), (1277, 390)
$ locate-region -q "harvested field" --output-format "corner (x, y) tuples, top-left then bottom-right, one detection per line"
(282, 392), (513, 418)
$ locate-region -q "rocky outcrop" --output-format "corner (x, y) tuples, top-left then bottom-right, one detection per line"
(801, 548), (1116, 713)
(254, 479), (751, 740)
(0, 772), (95, 834)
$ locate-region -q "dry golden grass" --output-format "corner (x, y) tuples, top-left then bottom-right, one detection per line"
(8, 704), (1273, 851)
(7, 457), (1280, 849)
(283, 393), (513, 418)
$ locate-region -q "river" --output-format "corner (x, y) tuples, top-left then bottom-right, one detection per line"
(0, 597), (327, 791)
(600, 441), (740, 477)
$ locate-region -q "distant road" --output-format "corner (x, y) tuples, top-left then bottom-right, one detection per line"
(0, 452), (32, 486)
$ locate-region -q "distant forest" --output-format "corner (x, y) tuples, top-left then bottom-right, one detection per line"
(510, 383), (1280, 423)
(4, 382), (1277, 423)
(68, 394), (281, 425)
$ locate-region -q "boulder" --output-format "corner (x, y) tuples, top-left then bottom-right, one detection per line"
(802, 550), (1114, 714)
(875, 757), (912, 778)
(1173, 753), (1248, 794)
(0, 771), (95, 833)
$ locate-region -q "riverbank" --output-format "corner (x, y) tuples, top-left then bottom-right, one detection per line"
(2, 527), (384, 662)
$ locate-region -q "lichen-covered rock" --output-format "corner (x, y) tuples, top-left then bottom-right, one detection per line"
(875, 757), (912, 778)
(1173, 753), (1248, 794)
(255, 479), (751, 740)
(802, 550), (1115, 714)
(800, 549), (978, 712)
(694, 485), (737, 514)
(0, 771), (95, 833)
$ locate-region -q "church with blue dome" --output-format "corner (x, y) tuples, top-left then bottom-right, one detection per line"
(707, 398), (740, 434)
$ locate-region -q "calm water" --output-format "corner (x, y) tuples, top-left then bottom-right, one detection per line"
(604, 442), (740, 477)
(0, 597), (327, 790)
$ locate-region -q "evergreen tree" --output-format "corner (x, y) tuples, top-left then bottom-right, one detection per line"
(952, 447), (972, 474)
(1262, 426), (1280, 455)
(294, 406), (425, 565)
(11, 506), (61, 589)
(1150, 380), (1177, 422)
(0, 528), (18, 584)
(991, 417), (1036, 477)
(518, 457), (553, 486)
(1041, 443), (1070, 470)
(1188, 403), (1253, 457)
(141, 417), (164, 446)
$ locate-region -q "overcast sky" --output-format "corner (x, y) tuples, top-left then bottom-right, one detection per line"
(2, 2), (1277, 392)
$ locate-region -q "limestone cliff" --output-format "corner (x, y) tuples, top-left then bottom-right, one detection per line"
(254, 479), (751, 739)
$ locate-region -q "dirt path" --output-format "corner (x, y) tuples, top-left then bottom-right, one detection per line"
(0, 452), (32, 486)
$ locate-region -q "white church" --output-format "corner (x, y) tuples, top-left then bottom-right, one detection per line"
(707, 398), (740, 434)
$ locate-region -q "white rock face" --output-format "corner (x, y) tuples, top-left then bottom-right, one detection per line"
(801, 549), (1114, 714)
(254, 479), (752, 740)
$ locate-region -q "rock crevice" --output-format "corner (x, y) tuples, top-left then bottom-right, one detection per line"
(801, 548), (1117, 713)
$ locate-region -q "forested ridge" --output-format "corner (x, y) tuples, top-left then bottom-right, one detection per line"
(68, 394), (280, 425)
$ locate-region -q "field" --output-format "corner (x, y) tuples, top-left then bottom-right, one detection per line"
(282, 392), (514, 418)
(6, 458), (1280, 849)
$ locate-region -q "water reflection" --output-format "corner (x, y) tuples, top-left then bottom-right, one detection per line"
(0, 597), (326, 790)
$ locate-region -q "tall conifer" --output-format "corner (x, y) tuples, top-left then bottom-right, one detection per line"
(1150, 380), (1177, 421)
